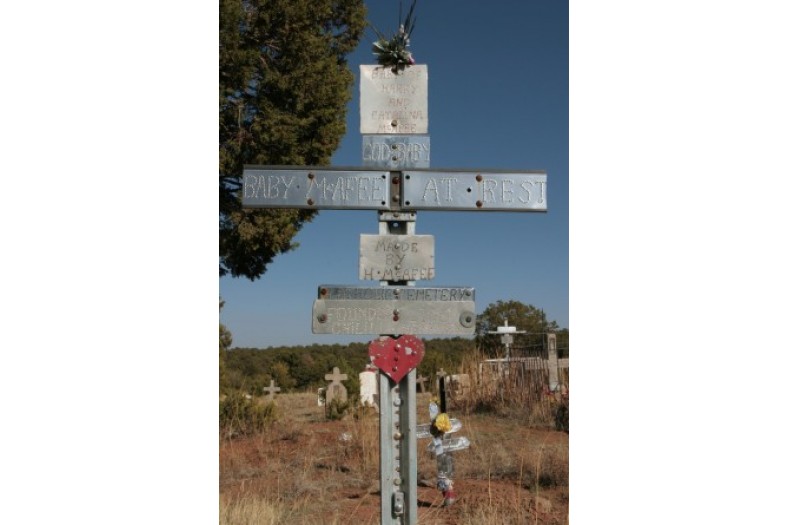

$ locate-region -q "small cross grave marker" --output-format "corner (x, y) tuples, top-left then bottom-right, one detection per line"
(415, 374), (428, 393)
(263, 379), (281, 401)
(325, 366), (348, 405)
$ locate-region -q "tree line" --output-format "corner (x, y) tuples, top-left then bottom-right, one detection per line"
(220, 300), (568, 397)
(221, 338), (475, 397)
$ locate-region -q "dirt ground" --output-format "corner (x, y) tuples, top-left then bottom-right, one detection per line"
(220, 393), (568, 524)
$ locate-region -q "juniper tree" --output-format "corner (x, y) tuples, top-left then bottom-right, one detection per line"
(220, 0), (367, 279)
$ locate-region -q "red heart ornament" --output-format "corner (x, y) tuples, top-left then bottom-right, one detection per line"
(368, 335), (425, 384)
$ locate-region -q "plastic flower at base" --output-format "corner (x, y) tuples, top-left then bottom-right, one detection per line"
(371, 0), (418, 74)
(434, 413), (452, 433)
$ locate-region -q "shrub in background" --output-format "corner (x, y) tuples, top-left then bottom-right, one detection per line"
(219, 390), (278, 439)
(325, 397), (352, 421)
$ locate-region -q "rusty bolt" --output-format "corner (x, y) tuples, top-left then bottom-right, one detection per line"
(319, 287), (327, 296)
(308, 172), (315, 179)
(392, 176), (400, 184)
(391, 119), (398, 127)
(476, 200), (483, 208)
(317, 314), (327, 323)
(476, 174), (483, 182)
(307, 198), (315, 206)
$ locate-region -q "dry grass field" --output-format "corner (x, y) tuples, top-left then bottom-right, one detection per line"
(219, 392), (568, 524)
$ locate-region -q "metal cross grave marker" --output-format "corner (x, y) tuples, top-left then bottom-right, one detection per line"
(241, 62), (548, 525)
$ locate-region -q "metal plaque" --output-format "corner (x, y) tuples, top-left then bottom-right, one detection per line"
(359, 234), (435, 281)
(400, 170), (548, 211)
(316, 285), (474, 301)
(360, 65), (428, 134)
(242, 167), (390, 209)
(362, 135), (430, 169)
(312, 299), (476, 335)
(313, 285), (475, 335)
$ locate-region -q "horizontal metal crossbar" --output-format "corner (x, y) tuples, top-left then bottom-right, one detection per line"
(242, 166), (547, 212)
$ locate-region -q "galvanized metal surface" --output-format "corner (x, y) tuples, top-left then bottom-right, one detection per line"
(359, 234), (435, 281)
(312, 299), (476, 335)
(401, 370), (418, 524)
(243, 166), (547, 212)
(401, 170), (548, 211)
(379, 374), (397, 523)
(316, 285), (473, 301)
(242, 167), (390, 209)
(378, 211), (417, 222)
(360, 65), (428, 134)
(362, 135), (430, 169)
(379, 371), (417, 524)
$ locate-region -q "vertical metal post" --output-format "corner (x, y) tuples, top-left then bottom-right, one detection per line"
(547, 332), (558, 392)
(400, 368), (418, 521)
(378, 201), (418, 524)
(379, 373), (399, 523)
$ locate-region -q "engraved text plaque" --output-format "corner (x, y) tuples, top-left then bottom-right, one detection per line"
(359, 234), (435, 281)
(360, 65), (428, 134)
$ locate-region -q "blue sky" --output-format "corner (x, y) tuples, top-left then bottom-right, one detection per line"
(220, 1), (569, 348)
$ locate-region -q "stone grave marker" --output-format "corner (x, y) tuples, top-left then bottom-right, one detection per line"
(415, 374), (429, 393)
(444, 374), (471, 401)
(324, 366), (348, 405)
(263, 379), (281, 401)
